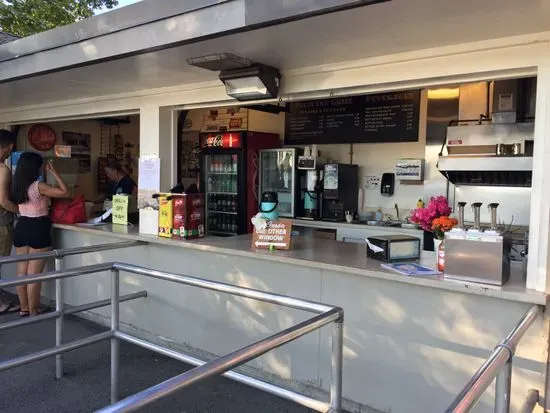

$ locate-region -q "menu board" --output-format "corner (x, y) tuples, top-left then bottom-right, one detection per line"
(284, 90), (421, 145)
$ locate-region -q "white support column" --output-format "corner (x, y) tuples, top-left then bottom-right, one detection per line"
(527, 54), (550, 292)
(139, 104), (177, 190)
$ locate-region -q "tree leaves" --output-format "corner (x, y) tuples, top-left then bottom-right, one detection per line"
(0, 0), (119, 37)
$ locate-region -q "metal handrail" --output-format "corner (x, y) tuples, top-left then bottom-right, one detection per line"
(0, 262), (344, 413)
(0, 240), (146, 264)
(445, 305), (542, 413)
(0, 240), (146, 380)
(519, 390), (539, 413)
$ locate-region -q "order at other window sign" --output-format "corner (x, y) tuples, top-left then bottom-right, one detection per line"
(252, 219), (292, 251)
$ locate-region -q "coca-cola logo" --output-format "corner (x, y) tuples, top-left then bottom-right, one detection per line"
(205, 135), (223, 147)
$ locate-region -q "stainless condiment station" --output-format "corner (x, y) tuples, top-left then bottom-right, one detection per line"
(444, 202), (512, 286)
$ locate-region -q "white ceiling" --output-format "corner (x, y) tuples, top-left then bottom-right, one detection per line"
(0, 0), (548, 109)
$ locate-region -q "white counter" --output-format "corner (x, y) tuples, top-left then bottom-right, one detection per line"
(52, 223), (544, 305)
(44, 224), (547, 413)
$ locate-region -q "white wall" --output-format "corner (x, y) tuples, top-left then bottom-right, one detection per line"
(48, 229), (547, 413)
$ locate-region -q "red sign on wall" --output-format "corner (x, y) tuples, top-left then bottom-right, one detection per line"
(28, 124), (56, 152)
(201, 133), (242, 149)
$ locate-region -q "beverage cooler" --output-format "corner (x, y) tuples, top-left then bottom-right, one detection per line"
(200, 131), (279, 236)
(258, 148), (300, 218)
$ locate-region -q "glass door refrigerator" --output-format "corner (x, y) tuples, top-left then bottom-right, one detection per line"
(259, 148), (300, 218)
(200, 131), (280, 236)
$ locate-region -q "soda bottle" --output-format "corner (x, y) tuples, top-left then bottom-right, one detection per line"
(207, 176), (213, 192)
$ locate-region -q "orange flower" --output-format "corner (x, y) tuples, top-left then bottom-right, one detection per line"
(432, 216), (458, 239)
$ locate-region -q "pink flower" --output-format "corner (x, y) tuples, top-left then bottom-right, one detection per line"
(410, 196), (452, 231)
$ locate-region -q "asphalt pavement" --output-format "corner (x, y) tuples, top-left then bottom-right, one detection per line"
(0, 291), (332, 413)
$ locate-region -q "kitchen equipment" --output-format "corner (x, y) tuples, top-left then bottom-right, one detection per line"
(471, 202), (482, 231)
(438, 123), (534, 187)
(512, 143), (522, 155)
(445, 202), (511, 285)
(456, 201), (467, 229)
(296, 146), (325, 220)
(259, 148), (301, 218)
(200, 131), (279, 236)
(444, 231), (511, 286)
(381, 173), (395, 196)
(322, 163), (358, 222)
(345, 211), (353, 223)
(366, 235), (421, 263)
(487, 203), (499, 232)
(496, 143), (511, 156)
(259, 191), (279, 221)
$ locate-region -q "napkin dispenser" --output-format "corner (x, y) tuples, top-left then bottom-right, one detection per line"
(366, 235), (420, 262)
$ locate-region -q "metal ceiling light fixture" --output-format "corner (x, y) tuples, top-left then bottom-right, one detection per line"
(187, 53), (281, 101)
(219, 64), (281, 101)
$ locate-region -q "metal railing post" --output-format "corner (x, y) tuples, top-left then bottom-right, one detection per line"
(495, 356), (512, 413)
(55, 256), (64, 379)
(328, 318), (344, 413)
(110, 268), (120, 404)
(446, 305), (541, 413)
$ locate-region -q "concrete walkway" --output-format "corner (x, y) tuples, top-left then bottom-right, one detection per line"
(0, 295), (333, 413)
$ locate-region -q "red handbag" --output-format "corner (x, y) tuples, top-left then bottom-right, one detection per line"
(51, 195), (87, 224)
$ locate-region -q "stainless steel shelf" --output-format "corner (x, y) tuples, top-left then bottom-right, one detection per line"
(208, 210), (237, 215)
(209, 230), (238, 236)
(207, 172), (237, 175)
(438, 155), (533, 172)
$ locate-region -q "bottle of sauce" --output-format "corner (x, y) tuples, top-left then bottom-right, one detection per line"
(437, 240), (446, 272)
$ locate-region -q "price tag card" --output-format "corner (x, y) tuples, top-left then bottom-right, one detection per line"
(252, 219), (292, 250)
(112, 195), (129, 226)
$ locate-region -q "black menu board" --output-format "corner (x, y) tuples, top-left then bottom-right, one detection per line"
(284, 90), (421, 145)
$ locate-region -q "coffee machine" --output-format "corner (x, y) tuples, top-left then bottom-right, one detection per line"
(322, 163), (358, 222)
(296, 146), (324, 220)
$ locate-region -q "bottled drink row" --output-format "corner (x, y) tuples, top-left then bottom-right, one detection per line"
(209, 215), (238, 234)
(209, 157), (237, 173)
(208, 194), (238, 213)
(207, 175), (237, 193)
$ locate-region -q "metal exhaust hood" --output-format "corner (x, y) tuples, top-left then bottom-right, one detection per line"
(437, 155), (532, 187)
(437, 122), (534, 187)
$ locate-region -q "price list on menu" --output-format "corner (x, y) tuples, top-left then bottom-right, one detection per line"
(284, 90), (420, 145)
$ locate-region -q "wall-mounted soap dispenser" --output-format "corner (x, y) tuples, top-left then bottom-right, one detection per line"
(381, 173), (395, 197)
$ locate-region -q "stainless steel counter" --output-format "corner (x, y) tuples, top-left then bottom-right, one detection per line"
(53, 223), (546, 305)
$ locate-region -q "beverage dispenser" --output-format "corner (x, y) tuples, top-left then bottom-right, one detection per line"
(296, 146), (324, 220)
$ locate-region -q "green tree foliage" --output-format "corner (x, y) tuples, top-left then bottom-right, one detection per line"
(0, 0), (119, 37)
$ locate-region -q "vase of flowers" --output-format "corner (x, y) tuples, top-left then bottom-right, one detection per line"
(431, 216), (458, 271)
(410, 196), (457, 270)
(410, 196), (452, 233)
